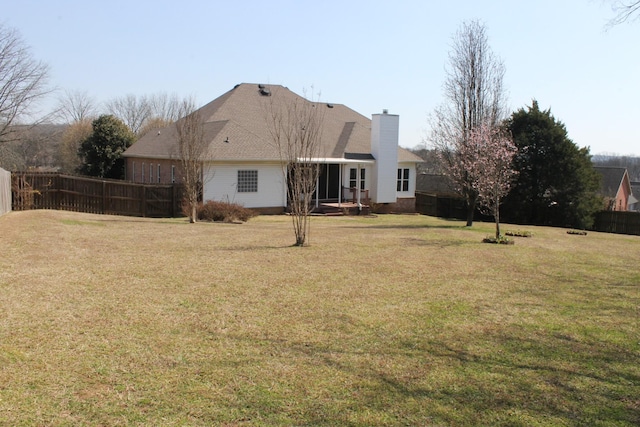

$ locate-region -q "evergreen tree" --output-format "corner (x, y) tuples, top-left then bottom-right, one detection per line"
(503, 101), (602, 229)
(77, 115), (135, 179)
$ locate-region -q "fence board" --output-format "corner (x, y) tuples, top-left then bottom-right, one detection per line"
(594, 211), (640, 236)
(11, 172), (183, 218)
(0, 168), (11, 216)
(415, 192), (467, 219)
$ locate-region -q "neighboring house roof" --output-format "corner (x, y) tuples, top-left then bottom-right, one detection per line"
(631, 182), (640, 207)
(594, 166), (629, 198)
(124, 83), (422, 163)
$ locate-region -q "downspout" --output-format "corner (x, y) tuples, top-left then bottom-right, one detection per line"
(315, 162), (320, 209)
(338, 163), (342, 208)
(357, 164), (362, 212)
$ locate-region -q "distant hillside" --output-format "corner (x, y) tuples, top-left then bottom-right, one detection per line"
(0, 124), (68, 171)
(592, 154), (640, 182)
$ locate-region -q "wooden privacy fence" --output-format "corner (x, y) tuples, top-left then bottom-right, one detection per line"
(0, 168), (11, 217)
(593, 210), (640, 236)
(12, 172), (184, 218)
(415, 192), (467, 219)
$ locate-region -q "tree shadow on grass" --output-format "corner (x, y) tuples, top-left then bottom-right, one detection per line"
(206, 323), (640, 426)
(402, 237), (468, 248)
(343, 223), (470, 233)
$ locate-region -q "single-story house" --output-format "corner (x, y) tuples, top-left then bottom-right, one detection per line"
(123, 83), (422, 213)
(594, 166), (634, 211)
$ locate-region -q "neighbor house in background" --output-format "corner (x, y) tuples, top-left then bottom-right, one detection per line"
(123, 83), (422, 213)
(629, 182), (640, 212)
(594, 166), (634, 211)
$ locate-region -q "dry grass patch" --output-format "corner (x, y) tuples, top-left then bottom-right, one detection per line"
(0, 210), (638, 426)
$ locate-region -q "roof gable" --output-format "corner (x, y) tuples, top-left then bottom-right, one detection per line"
(594, 166), (630, 198)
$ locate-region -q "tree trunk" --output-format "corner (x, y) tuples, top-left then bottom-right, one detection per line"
(465, 194), (476, 227)
(495, 204), (501, 240)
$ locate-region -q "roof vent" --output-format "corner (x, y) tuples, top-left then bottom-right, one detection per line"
(383, 109), (388, 114)
(258, 84), (265, 89)
(259, 87), (271, 96)
(327, 103), (334, 108)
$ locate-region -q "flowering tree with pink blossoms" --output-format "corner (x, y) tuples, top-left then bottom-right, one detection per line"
(451, 124), (518, 240)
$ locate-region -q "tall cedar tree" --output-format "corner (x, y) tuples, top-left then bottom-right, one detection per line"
(502, 101), (602, 229)
(77, 115), (136, 179)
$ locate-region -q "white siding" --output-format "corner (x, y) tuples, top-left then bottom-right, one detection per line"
(396, 162), (416, 198)
(202, 162), (285, 208)
(371, 112), (399, 203)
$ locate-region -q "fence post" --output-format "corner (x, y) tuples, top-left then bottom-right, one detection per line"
(101, 180), (106, 214)
(172, 184), (180, 217)
(142, 185), (147, 217)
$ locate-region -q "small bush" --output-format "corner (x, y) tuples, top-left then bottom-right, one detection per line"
(505, 230), (533, 237)
(196, 200), (257, 223)
(482, 236), (515, 245)
(567, 230), (588, 236)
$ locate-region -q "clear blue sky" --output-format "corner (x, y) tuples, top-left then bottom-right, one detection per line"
(4, 0), (639, 155)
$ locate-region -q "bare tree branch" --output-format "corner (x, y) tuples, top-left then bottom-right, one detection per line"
(138, 92), (181, 138)
(105, 94), (151, 136)
(266, 88), (324, 246)
(55, 90), (98, 124)
(608, 0), (640, 26)
(175, 97), (207, 223)
(429, 20), (508, 226)
(0, 24), (51, 145)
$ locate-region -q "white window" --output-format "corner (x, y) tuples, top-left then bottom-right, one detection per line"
(171, 165), (176, 183)
(142, 163), (145, 182)
(132, 162), (136, 181)
(150, 164), (154, 183)
(349, 168), (366, 190)
(157, 164), (161, 183)
(349, 168), (357, 188)
(397, 168), (409, 192)
(238, 170), (258, 192)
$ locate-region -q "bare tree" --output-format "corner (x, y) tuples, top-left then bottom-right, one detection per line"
(55, 90), (98, 124)
(175, 97), (207, 223)
(429, 20), (507, 226)
(267, 89), (324, 246)
(58, 119), (92, 173)
(105, 94), (151, 136)
(138, 93), (181, 138)
(107, 92), (182, 137)
(608, 1), (640, 25)
(0, 24), (51, 145)
(148, 92), (180, 123)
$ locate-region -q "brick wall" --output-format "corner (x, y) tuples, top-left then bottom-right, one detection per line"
(126, 158), (184, 184)
(372, 197), (416, 214)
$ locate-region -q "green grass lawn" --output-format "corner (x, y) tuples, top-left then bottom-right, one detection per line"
(0, 210), (638, 426)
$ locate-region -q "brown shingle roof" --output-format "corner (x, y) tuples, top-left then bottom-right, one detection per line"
(124, 83), (421, 163)
(594, 166), (628, 198)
